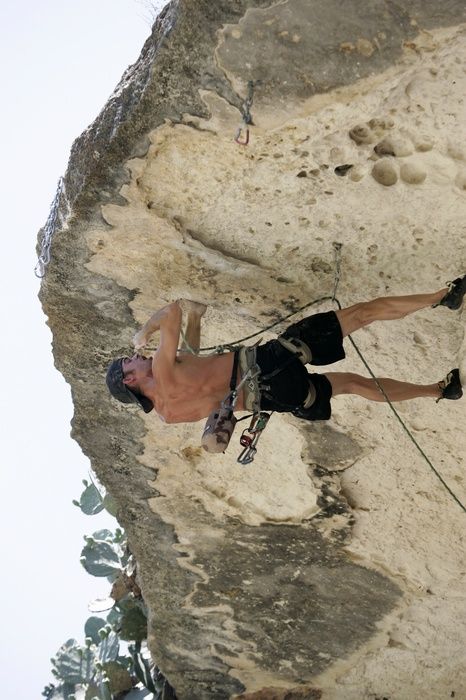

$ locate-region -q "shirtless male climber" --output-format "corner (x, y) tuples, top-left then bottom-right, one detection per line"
(106, 278), (465, 437)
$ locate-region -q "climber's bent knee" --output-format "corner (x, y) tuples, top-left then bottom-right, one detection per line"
(326, 372), (364, 397)
(335, 303), (373, 337)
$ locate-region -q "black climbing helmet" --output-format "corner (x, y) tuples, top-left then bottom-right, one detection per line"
(106, 358), (154, 413)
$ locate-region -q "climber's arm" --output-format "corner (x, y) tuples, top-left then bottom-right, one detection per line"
(133, 301), (182, 350)
(150, 302), (183, 377)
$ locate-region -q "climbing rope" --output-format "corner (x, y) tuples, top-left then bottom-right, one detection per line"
(193, 242), (343, 353)
(35, 176), (65, 279)
(189, 242), (466, 513)
(194, 295), (335, 354)
(342, 315), (466, 514)
(331, 241), (342, 301)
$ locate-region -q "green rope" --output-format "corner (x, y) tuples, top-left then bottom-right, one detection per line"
(345, 328), (466, 515)
(327, 299), (465, 513)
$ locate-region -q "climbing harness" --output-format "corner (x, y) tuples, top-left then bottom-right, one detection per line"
(35, 177), (65, 279)
(201, 350), (263, 455)
(235, 80), (257, 146)
(277, 336), (313, 364)
(238, 412), (271, 464)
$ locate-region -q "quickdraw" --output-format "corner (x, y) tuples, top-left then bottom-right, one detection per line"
(234, 80), (256, 146)
(237, 411), (271, 465)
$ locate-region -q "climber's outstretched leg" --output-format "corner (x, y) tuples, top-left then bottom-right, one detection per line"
(326, 369), (463, 403)
(336, 275), (466, 337)
(180, 301), (207, 354)
(335, 288), (448, 338)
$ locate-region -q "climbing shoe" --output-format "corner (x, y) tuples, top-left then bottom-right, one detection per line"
(437, 368), (463, 402)
(435, 275), (466, 310)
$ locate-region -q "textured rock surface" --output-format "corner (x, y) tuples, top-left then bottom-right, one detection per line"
(39, 1), (466, 698)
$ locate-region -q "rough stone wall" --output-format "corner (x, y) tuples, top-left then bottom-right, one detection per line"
(39, 1), (466, 698)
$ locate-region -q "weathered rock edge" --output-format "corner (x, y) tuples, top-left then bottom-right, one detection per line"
(38, 1), (466, 698)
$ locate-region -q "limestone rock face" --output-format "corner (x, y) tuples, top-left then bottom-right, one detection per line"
(39, 1), (466, 698)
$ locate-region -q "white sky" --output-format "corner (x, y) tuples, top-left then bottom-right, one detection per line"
(0, 1), (168, 696)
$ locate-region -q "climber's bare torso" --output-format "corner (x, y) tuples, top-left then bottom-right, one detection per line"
(151, 351), (244, 423)
(122, 301), (244, 424)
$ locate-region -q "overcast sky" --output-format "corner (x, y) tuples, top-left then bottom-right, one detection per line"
(0, 1), (168, 696)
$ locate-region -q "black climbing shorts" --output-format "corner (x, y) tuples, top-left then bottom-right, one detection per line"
(256, 340), (333, 421)
(280, 310), (345, 366)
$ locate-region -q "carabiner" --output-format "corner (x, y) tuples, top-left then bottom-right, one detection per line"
(236, 412), (271, 464)
(240, 432), (254, 448)
(237, 445), (257, 464)
(235, 124), (250, 146)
